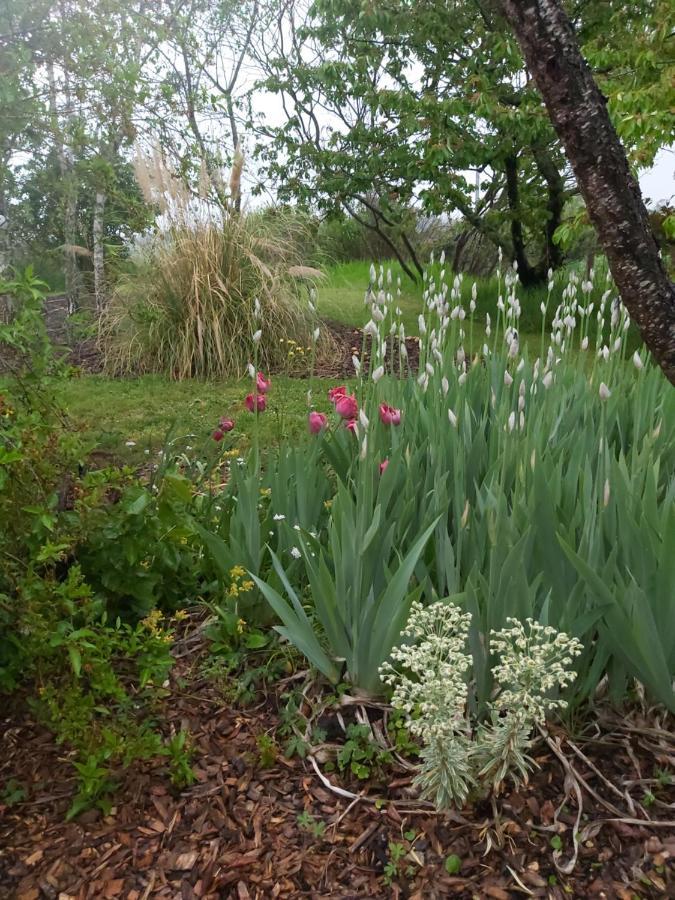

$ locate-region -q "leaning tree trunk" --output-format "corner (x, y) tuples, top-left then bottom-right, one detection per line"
(93, 190), (106, 314)
(500, 0), (675, 385)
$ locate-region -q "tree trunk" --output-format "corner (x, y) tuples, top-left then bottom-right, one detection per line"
(47, 59), (80, 313)
(499, 0), (675, 384)
(504, 153), (539, 286)
(93, 190), (106, 314)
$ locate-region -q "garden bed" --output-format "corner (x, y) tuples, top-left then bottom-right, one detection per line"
(1, 627), (673, 900)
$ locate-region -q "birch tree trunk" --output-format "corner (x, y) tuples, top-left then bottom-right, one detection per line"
(93, 191), (106, 314)
(499, 0), (675, 384)
(47, 59), (80, 314)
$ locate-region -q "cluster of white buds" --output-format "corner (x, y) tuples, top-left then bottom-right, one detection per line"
(380, 601), (472, 742)
(490, 618), (583, 721)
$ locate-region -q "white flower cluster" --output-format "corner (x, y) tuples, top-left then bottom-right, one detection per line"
(380, 601), (472, 743)
(381, 606), (582, 809)
(490, 617), (583, 721)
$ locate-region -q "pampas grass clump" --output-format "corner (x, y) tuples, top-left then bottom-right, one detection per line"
(101, 210), (323, 379)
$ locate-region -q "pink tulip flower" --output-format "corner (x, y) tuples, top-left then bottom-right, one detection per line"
(379, 403), (402, 426)
(245, 393), (267, 413)
(345, 418), (358, 433)
(379, 459), (389, 475)
(256, 372), (271, 393)
(308, 411), (328, 434)
(328, 385), (347, 405)
(212, 429), (224, 442)
(219, 417), (235, 432)
(335, 393), (358, 420)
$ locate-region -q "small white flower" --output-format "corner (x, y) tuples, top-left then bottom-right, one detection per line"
(247, 362), (255, 379)
(252, 329), (262, 344)
(418, 314), (427, 335)
(290, 546), (301, 559)
(599, 382), (611, 401)
(448, 408), (457, 428)
(125, 440), (136, 447)
(312, 327), (320, 342)
(507, 411), (516, 432)
(458, 371), (467, 386)
(542, 371), (553, 389)
(352, 354), (361, 374)
(503, 370), (513, 387)
(632, 350), (643, 371)
(363, 319), (379, 338)
(372, 365), (385, 383)
(441, 376), (449, 396)
(581, 336), (589, 350)
(273, 514), (285, 521)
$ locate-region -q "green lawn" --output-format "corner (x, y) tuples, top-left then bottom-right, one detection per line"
(56, 374), (348, 466)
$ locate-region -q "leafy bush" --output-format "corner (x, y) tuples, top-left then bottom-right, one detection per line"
(101, 209), (325, 379)
(0, 270), (196, 814)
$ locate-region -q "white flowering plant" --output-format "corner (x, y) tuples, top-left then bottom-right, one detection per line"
(380, 604), (583, 810)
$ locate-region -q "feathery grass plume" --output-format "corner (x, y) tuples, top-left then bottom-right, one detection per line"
(229, 142), (244, 209)
(101, 198), (334, 379)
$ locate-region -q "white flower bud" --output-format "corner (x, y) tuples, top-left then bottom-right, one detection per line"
(504, 370), (513, 387)
(448, 408), (458, 428)
(372, 365), (384, 383)
(632, 350), (643, 370)
(352, 354), (361, 374)
(252, 329), (262, 344)
(418, 314), (427, 335)
(599, 382), (611, 401)
(441, 376), (449, 396)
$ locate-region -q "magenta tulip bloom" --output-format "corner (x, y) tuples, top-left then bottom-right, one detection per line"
(345, 418), (358, 433)
(219, 417), (235, 432)
(245, 393), (267, 413)
(379, 459), (389, 475)
(256, 372), (271, 393)
(213, 428), (224, 442)
(308, 411), (328, 434)
(379, 403), (402, 426)
(335, 393), (358, 420)
(328, 385), (347, 405)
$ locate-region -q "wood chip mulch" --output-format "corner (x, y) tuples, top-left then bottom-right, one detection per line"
(1, 637), (674, 900)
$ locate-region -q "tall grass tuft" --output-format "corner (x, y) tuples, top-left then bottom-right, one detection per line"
(100, 212), (325, 379)
(103, 151), (325, 379)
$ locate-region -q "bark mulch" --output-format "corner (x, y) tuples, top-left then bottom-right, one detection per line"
(1, 646), (673, 900)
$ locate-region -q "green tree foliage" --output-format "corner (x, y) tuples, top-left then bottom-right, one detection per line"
(254, 0), (673, 282)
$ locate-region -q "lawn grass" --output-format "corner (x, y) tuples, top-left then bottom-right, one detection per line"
(55, 374), (349, 466)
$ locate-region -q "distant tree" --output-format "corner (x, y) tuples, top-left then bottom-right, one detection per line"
(499, 0), (675, 384)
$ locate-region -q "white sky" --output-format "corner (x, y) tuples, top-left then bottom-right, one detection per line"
(639, 148), (674, 207)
